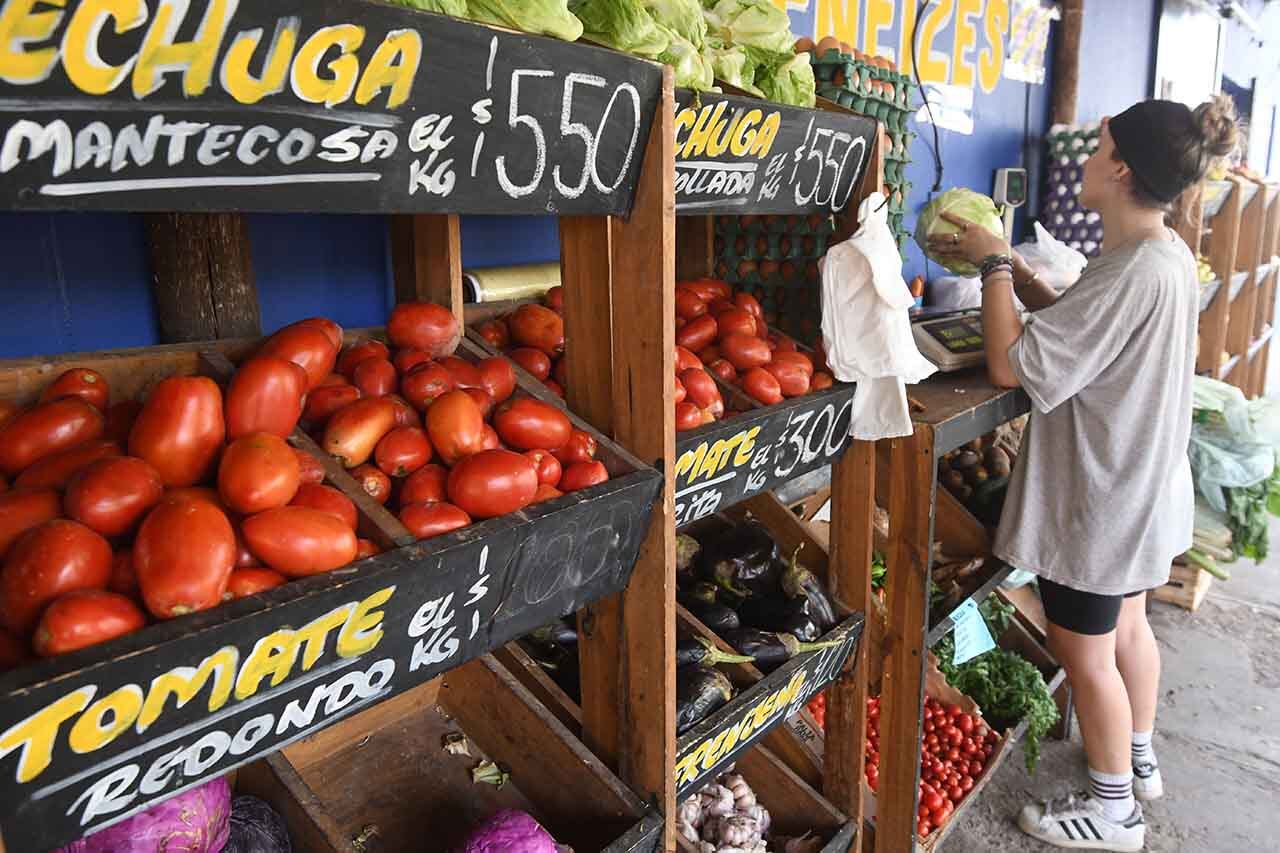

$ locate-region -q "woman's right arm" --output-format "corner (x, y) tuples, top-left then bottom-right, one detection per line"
(1011, 252), (1063, 311)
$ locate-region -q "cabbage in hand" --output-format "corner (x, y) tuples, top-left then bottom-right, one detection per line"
(914, 188), (1006, 277)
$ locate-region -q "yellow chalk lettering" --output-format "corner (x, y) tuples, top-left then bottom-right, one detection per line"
(235, 629), (299, 700)
(706, 108), (742, 158)
(131, 0), (235, 97)
(814, 0), (857, 49)
(290, 24), (365, 108)
(733, 426), (760, 466)
(695, 439), (726, 481)
(219, 18), (298, 104)
(674, 107), (697, 151)
(899, 0), (918, 72)
(979, 0), (1008, 94)
(61, 0), (145, 95)
(676, 442), (707, 481)
(918, 0), (954, 84)
(68, 685), (143, 754)
(294, 603), (354, 671)
(682, 101), (725, 159)
(730, 109), (761, 157)
(862, 0), (895, 62)
(0, 686), (95, 783)
(0, 0), (65, 85)
(355, 28), (420, 110)
(336, 586), (394, 658)
(952, 0), (982, 89)
(749, 113), (779, 158)
(138, 646), (238, 733)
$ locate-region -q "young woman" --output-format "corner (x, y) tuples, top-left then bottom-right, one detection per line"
(928, 97), (1238, 851)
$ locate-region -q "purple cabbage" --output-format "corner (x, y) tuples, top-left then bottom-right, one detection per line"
(459, 809), (571, 853)
(223, 795), (291, 853)
(57, 777), (231, 853)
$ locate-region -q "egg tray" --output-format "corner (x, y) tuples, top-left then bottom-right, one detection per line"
(715, 212), (837, 238)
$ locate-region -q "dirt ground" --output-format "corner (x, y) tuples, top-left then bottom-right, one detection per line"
(939, 526), (1280, 852)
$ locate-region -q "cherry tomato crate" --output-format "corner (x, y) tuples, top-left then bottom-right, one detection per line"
(0, 334), (660, 852)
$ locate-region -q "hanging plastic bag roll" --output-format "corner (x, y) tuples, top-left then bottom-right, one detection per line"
(821, 192), (937, 441)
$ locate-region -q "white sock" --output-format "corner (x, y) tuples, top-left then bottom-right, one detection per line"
(1131, 729), (1156, 768)
(1089, 767), (1135, 823)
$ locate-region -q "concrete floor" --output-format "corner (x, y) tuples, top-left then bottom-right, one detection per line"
(940, 520), (1280, 852)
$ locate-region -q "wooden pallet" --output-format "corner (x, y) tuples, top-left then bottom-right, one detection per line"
(1153, 563), (1213, 612)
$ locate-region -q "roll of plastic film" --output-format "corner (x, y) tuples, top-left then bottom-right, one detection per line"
(463, 262), (561, 303)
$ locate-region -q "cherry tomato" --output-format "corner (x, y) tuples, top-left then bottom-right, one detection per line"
(425, 391), (486, 465)
(741, 367), (783, 405)
(241, 506), (358, 577)
(375, 426), (433, 477)
(388, 302), (460, 357)
(322, 397), (398, 468)
(218, 433), (301, 515)
(508, 348), (552, 381)
(464, 388), (495, 419)
(720, 333), (772, 371)
(969, 760), (984, 776)
(0, 397), (105, 476)
(65, 456), (164, 538)
(676, 315), (717, 353)
(337, 340), (391, 378)
(393, 348), (433, 375)
(259, 323), (337, 390)
(400, 361), (456, 410)
(34, 590), (146, 656)
(447, 450), (538, 518)
(476, 357), (516, 404)
(294, 448), (325, 485)
(225, 567), (288, 600)
(560, 460), (608, 492)
(765, 360), (811, 398)
(134, 498), (236, 618)
(13, 438), (121, 491)
(960, 776), (974, 793)
(475, 319), (510, 350)
(290, 483), (358, 530)
(226, 356), (306, 440)
(507, 304), (564, 355)
(352, 357), (398, 397)
(493, 398), (572, 452)
(1, 519), (112, 634)
(957, 714), (974, 734)
(916, 821), (931, 838)
(40, 368), (109, 412)
(129, 376), (224, 487)
(399, 501), (471, 539)
(524, 449), (562, 487)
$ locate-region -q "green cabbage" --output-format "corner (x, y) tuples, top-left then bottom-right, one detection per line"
(708, 42), (763, 96)
(384, 0), (469, 15)
(645, 0), (706, 46)
(914, 188), (1007, 276)
(467, 0), (584, 41)
(703, 0), (795, 54)
(572, 0), (668, 57)
(660, 28), (715, 89)
(755, 51), (815, 107)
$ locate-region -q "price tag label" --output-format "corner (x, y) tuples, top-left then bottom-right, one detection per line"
(951, 598), (995, 665)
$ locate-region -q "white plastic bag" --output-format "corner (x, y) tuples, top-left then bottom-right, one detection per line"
(1015, 222), (1087, 291)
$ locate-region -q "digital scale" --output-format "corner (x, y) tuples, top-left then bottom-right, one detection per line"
(912, 308), (987, 371)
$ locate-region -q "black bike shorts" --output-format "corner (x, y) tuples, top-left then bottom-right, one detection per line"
(1039, 578), (1147, 635)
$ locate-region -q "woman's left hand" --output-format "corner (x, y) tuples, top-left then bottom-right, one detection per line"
(926, 211), (1011, 268)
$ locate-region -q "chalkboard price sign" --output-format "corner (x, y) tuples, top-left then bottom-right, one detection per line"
(0, 0), (663, 215)
(673, 90), (878, 216)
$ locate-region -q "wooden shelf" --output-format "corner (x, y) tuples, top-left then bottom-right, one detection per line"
(1228, 269), (1251, 302)
(1218, 353), (1242, 380)
(1199, 279), (1222, 313)
(926, 562), (1015, 646)
(1248, 326), (1275, 359)
(1202, 181), (1235, 219)
(910, 370), (1032, 455)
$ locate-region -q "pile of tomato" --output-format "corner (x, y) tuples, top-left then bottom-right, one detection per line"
(803, 693), (998, 838)
(0, 302), (607, 668)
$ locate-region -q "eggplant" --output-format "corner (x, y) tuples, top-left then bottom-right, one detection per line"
(723, 628), (842, 673)
(676, 666), (734, 734)
(737, 596), (822, 642)
(676, 533), (702, 573)
(698, 520), (777, 595)
(780, 546), (838, 631)
(679, 596), (741, 634)
(519, 638), (581, 701)
(529, 619), (579, 648)
(677, 635), (756, 668)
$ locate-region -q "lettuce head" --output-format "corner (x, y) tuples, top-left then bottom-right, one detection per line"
(467, 0), (584, 42)
(914, 188), (1007, 277)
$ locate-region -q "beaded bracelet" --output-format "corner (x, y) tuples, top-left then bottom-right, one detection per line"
(979, 253), (1014, 279)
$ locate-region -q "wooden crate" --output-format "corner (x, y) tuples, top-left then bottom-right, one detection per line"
(1153, 563), (1213, 612)
(0, 335), (660, 851)
(237, 654), (661, 853)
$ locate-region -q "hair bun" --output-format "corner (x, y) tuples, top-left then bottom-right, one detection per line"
(1194, 94), (1239, 160)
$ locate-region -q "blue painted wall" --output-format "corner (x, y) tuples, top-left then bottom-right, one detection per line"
(1075, 0), (1158, 121)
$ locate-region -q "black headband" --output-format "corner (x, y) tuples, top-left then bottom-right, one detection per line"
(1108, 100), (1201, 204)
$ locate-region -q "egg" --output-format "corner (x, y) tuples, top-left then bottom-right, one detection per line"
(817, 36), (842, 55)
(794, 36), (815, 54)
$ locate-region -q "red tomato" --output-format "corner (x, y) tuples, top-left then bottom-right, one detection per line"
(337, 340), (391, 378)
(400, 361), (455, 410)
(532, 483), (563, 503)
(811, 372), (835, 391)
(679, 368), (723, 413)
(675, 401), (704, 431)
(351, 464), (391, 505)
(0, 398), (105, 476)
(40, 368), (109, 412)
(708, 298), (736, 316)
(103, 400), (142, 445)
(720, 333), (773, 371)
(507, 304), (565, 355)
(13, 438), (121, 490)
(698, 344), (721, 365)
(706, 359), (737, 383)
(400, 464), (448, 504)
(393, 348), (433, 375)
(559, 461), (608, 492)
(733, 292), (764, 321)
(464, 388), (495, 419)
(543, 379), (565, 398)
(675, 290), (708, 320)
(315, 373), (349, 388)
(234, 530), (256, 568)
(771, 350), (814, 376)
(544, 285), (563, 311)
(1, 519), (111, 635)
(294, 448), (325, 485)
(33, 590), (146, 656)
(322, 397), (398, 468)
(552, 356), (567, 389)
(477, 357), (516, 404)
(550, 428), (597, 466)
(716, 308), (757, 340)
(218, 433), (301, 514)
(425, 391), (486, 465)
(674, 345), (703, 373)
(673, 376), (687, 404)
(225, 567), (287, 600)
(438, 356), (484, 391)
(769, 332), (799, 353)
(259, 324), (337, 390)
(765, 361), (812, 398)
(304, 384), (362, 425)
(225, 356), (305, 440)
(475, 319), (510, 350)
(385, 394), (420, 427)
(355, 539), (381, 559)
(508, 348), (552, 381)
(388, 302), (460, 357)
(741, 367), (783, 405)
(676, 315), (717, 352)
(241, 506), (358, 577)
(129, 376), (225, 487)
(289, 483), (358, 530)
(293, 317), (343, 351)
(447, 450), (538, 518)
(134, 498), (235, 618)
(163, 486), (225, 509)
(374, 426), (433, 477)
(0, 488), (60, 559)
(399, 501), (471, 539)
(523, 449), (562, 487)
(0, 629), (25, 670)
(352, 357), (398, 397)
(0, 400), (20, 429)
(493, 398), (571, 451)
(479, 424), (501, 450)
(64, 456), (164, 538)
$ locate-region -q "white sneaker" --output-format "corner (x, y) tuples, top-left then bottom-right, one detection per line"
(1132, 763), (1163, 801)
(1018, 793), (1145, 851)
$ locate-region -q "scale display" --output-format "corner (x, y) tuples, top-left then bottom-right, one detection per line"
(912, 310), (987, 371)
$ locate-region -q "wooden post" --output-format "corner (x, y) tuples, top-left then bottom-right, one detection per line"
(1226, 185), (1268, 390)
(1198, 180), (1245, 376)
(1051, 0), (1084, 125)
(874, 429), (935, 853)
(675, 216), (715, 280)
(146, 213), (260, 342)
(390, 214), (464, 323)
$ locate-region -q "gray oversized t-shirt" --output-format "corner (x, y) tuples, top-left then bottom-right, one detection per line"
(993, 234), (1197, 596)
